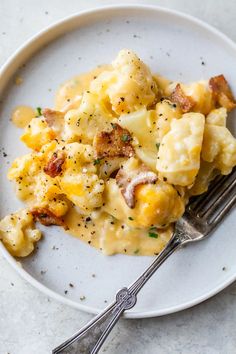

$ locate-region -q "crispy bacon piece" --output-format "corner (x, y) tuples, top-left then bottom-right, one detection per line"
(94, 123), (134, 159)
(42, 108), (64, 130)
(116, 166), (158, 208)
(31, 207), (67, 229)
(170, 84), (195, 113)
(209, 74), (236, 112)
(44, 151), (65, 178)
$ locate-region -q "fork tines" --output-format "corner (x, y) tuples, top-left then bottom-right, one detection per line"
(187, 167), (236, 227)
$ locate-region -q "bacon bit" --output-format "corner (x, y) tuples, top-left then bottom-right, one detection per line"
(94, 123), (134, 159)
(44, 151), (65, 178)
(209, 74), (236, 112)
(170, 84), (195, 112)
(116, 166), (158, 208)
(31, 207), (68, 229)
(42, 108), (64, 129)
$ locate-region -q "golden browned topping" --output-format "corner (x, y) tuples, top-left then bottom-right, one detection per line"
(209, 74), (236, 112)
(42, 108), (64, 127)
(94, 123), (134, 159)
(31, 207), (67, 228)
(170, 84), (195, 113)
(44, 151), (65, 178)
(116, 165), (158, 208)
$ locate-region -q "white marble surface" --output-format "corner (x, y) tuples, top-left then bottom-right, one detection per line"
(1, 1), (236, 353)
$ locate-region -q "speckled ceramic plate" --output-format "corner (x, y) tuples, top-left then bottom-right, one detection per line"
(0, 5), (236, 318)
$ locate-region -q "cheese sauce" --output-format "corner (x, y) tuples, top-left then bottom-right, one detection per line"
(11, 68), (173, 256)
(58, 69), (173, 256)
(55, 65), (111, 112)
(154, 74), (176, 96)
(65, 207), (173, 256)
(11, 105), (36, 128)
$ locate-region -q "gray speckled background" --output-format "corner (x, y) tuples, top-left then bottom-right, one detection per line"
(1, 1), (236, 353)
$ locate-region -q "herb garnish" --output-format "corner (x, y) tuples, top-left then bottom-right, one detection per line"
(128, 216), (134, 220)
(148, 226), (158, 238)
(93, 158), (101, 165)
(36, 107), (42, 117)
(156, 143), (160, 151)
(121, 134), (130, 142)
(148, 232), (158, 238)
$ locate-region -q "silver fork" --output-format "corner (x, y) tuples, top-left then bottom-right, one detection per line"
(53, 168), (236, 354)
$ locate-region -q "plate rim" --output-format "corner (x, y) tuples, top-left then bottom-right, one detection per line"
(0, 4), (236, 319)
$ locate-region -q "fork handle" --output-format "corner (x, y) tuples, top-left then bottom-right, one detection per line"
(52, 233), (182, 354)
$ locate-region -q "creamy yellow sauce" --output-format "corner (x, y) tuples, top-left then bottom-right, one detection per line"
(55, 65), (111, 112)
(11, 105), (36, 128)
(154, 74), (175, 96)
(65, 207), (172, 256)
(9, 69), (176, 256)
(8, 66), (175, 256)
(55, 68), (172, 255)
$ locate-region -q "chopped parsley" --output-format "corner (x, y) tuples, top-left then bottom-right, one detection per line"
(134, 249), (139, 254)
(128, 216), (134, 220)
(36, 107), (42, 117)
(121, 134), (130, 142)
(148, 226), (158, 238)
(93, 158), (101, 165)
(148, 232), (158, 239)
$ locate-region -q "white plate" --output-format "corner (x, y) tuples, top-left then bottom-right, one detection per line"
(0, 5), (236, 319)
